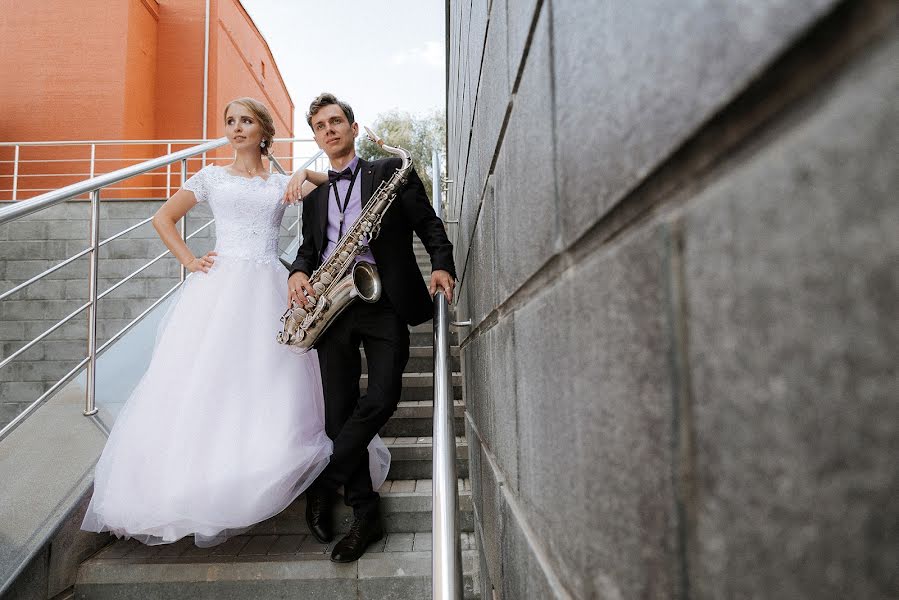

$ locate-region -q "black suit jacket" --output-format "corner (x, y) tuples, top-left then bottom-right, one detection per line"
(290, 157), (456, 326)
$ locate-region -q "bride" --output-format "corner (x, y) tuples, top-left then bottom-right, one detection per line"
(81, 97), (390, 547)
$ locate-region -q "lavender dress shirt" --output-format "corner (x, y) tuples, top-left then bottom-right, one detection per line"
(321, 156), (376, 264)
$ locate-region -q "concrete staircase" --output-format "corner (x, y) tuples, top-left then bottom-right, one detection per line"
(72, 242), (480, 599)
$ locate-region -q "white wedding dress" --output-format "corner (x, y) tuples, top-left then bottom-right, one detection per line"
(82, 165), (390, 547)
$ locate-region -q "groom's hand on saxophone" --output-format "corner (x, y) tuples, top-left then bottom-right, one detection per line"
(429, 270), (455, 304)
(288, 271), (316, 308)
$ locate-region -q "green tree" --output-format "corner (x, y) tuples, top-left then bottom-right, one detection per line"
(356, 110), (446, 202)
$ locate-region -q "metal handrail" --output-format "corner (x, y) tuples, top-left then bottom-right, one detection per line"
(0, 143), (324, 442)
(431, 290), (463, 599)
(0, 137), (320, 201)
(0, 137), (315, 146)
(0, 138), (229, 224)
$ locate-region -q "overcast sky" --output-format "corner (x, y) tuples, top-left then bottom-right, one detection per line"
(240, 0), (446, 140)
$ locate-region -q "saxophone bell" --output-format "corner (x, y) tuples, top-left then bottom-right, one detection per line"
(352, 261), (381, 303)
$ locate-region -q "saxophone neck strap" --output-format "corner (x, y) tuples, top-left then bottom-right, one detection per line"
(331, 163), (363, 238)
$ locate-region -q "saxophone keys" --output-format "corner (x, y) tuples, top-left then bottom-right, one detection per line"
(312, 282), (326, 294)
(306, 295), (317, 307)
(320, 272), (333, 284)
(339, 251), (349, 260)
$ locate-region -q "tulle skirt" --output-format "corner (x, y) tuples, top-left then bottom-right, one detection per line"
(81, 256), (390, 546)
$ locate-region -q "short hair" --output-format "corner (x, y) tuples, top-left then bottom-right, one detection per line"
(223, 97), (276, 155)
(306, 93), (355, 129)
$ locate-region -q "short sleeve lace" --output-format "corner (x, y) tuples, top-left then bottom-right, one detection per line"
(182, 165), (213, 203)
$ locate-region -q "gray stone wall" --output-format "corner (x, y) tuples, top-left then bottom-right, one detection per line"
(0, 199), (298, 428)
(447, 0), (898, 598)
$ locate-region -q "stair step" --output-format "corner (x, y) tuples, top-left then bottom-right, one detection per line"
(381, 401), (465, 437)
(363, 346), (461, 373)
(246, 479), (473, 536)
(76, 542), (480, 599)
(362, 372), (462, 402)
(383, 435), (469, 480)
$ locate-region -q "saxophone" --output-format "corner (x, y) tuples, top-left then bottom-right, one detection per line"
(277, 127), (413, 350)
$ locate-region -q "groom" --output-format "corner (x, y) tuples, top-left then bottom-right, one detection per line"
(287, 93), (456, 563)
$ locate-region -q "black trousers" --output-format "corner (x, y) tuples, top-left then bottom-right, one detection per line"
(314, 295), (410, 517)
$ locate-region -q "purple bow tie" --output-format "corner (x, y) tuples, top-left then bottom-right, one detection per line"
(328, 168), (353, 183)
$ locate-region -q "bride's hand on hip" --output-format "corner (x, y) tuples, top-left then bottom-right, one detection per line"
(186, 251), (217, 273)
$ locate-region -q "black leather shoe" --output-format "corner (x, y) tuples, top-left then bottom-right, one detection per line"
(330, 513), (385, 563)
(305, 492), (333, 543)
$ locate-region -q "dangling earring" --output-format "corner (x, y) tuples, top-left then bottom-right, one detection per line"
(260, 140), (266, 149)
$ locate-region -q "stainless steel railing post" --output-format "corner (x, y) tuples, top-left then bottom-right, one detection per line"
(84, 188), (101, 416)
(165, 142), (172, 198)
(12, 145), (19, 201)
(432, 291), (463, 600)
(432, 149), (441, 218)
(179, 159), (188, 282)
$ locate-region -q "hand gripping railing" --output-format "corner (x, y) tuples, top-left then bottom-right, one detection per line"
(432, 290), (463, 599)
(0, 139), (321, 442)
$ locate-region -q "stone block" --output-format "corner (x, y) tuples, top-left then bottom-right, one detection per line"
(0, 240), (69, 262)
(507, 0), (541, 86)
(462, 331), (489, 447)
(62, 279), (90, 301)
(1, 340), (37, 360)
(551, 0), (838, 245)
(455, 157), (482, 274)
(97, 277), (149, 300)
(97, 258), (177, 280)
(468, 0), (490, 122)
(0, 299), (83, 321)
(473, 0), (510, 186)
(459, 4), (474, 149)
(0, 360), (77, 384)
(28, 201), (89, 221)
(98, 238), (165, 260)
(15, 279), (66, 302)
(500, 490), (564, 600)
(478, 443), (505, 591)
(26, 219), (89, 241)
(485, 314), (519, 491)
(24, 319), (83, 342)
(2, 260), (51, 282)
(0, 320), (25, 341)
(465, 415), (484, 520)
(42, 340), (86, 362)
(474, 520), (493, 599)
(466, 177), (497, 326)
(0, 400), (36, 426)
(494, 9), (557, 305)
(145, 277), (180, 298)
(513, 222), (678, 599)
(683, 32), (899, 600)
(98, 219), (160, 240)
(6, 220), (50, 241)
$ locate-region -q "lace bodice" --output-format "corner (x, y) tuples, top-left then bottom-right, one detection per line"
(183, 165), (290, 262)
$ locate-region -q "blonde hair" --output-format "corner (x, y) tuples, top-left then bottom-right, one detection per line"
(223, 97), (276, 155)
